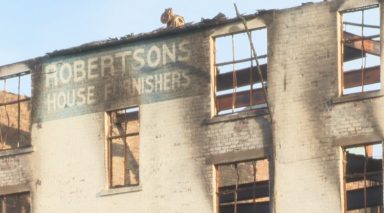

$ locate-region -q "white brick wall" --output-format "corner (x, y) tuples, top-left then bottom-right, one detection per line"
(5, 0), (383, 212)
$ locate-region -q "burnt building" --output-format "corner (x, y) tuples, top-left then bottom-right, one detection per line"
(0, 0), (383, 212)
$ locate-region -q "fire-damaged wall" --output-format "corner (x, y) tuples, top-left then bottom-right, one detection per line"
(33, 35), (202, 122)
(30, 30), (217, 212)
(269, 0), (384, 212)
(0, 91), (31, 192)
(0, 0), (382, 212)
(269, 2), (343, 212)
(0, 63), (33, 212)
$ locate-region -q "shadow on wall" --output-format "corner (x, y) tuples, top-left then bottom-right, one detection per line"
(258, 116), (273, 213)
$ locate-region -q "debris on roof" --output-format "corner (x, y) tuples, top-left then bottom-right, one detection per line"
(201, 12), (227, 24)
(160, 8), (185, 28)
(46, 11), (273, 57)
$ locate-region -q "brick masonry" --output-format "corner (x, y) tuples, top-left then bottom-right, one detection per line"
(0, 156), (31, 188)
(0, 91), (32, 191)
(269, 1), (384, 212)
(1, 0), (384, 212)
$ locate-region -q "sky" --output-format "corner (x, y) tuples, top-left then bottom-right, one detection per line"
(0, 0), (322, 66)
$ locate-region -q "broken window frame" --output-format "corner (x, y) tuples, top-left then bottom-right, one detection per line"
(215, 158), (270, 213)
(0, 191), (31, 213)
(341, 142), (383, 212)
(340, 5), (381, 95)
(0, 71), (31, 151)
(213, 27), (268, 116)
(106, 106), (140, 189)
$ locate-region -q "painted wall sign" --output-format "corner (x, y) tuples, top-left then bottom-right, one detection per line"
(34, 35), (209, 121)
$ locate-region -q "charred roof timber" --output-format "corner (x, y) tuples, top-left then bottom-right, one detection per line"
(45, 10), (274, 58)
(1, 0), (384, 212)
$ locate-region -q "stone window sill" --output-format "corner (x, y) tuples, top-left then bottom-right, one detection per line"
(332, 90), (384, 105)
(204, 109), (269, 125)
(333, 133), (383, 147)
(98, 185), (142, 197)
(0, 184), (30, 196)
(0, 146), (33, 158)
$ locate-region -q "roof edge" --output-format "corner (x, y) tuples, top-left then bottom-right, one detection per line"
(45, 11), (275, 58)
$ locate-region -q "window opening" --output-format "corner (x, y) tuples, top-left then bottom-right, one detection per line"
(0, 72), (31, 151)
(216, 159), (269, 213)
(343, 143), (383, 212)
(107, 106), (140, 188)
(341, 5), (381, 95)
(214, 28), (268, 115)
(0, 192), (31, 213)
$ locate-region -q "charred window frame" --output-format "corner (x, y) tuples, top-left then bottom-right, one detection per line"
(340, 5), (381, 95)
(0, 72), (31, 151)
(214, 27), (268, 115)
(0, 192), (31, 213)
(342, 143), (383, 212)
(216, 158), (270, 213)
(106, 106), (140, 188)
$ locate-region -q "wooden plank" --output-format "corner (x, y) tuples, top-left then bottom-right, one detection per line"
(0, 98), (30, 107)
(0, 63), (30, 79)
(217, 64), (268, 91)
(344, 66), (380, 89)
(215, 55), (267, 67)
(343, 21), (380, 29)
(344, 46), (365, 62)
(343, 31), (380, 56)
(216, 88), (266, 112)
